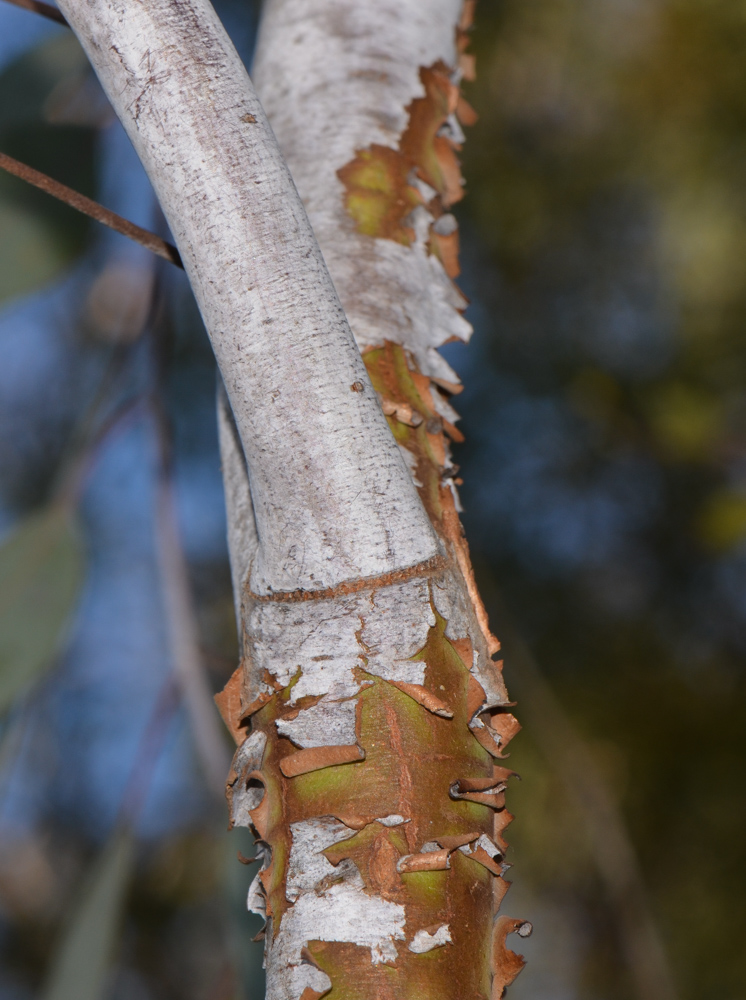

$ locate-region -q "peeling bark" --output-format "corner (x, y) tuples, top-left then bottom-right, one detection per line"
(55, 0), (529, 996)
(235, 4), (528, 997)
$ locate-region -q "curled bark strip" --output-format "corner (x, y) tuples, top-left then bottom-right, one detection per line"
(456, 94), (478, 127)
(489, 711), (522, 749)
(375, 814), (409, 827)
(396, 830), (505, 880)
(430, 225), (460, 279)
(214, 665), (247, 745)
(280, 745), (365, 778)
(450, 771), (514, 810)
(457, 770), (516, 789)
(298, 988), (329, 1000)
(400, 62), (463, 207)
(470, 717), (509, 758)
(454, 788), (505, 809)
(389, 680), (453, 717)
(493, 811), (515, 855)
(226, 730), (267, 829)
(397, 848), (451, 873)
(329, 812), (393, 832)
(466, 846), (503, 876)
(240, 686), (276, 721)
(381, 398), (425, 427)
(434, 831), (482, 850)
(466, 674), (487, 720)
(491, 917), (533, 999)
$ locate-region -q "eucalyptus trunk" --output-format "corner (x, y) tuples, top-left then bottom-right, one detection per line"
(55, 0), (529, 996)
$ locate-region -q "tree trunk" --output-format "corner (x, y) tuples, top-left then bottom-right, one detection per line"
(56, 0), (529, 997)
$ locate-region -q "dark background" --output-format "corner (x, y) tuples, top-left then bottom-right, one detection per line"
(0, 2), (743, 999)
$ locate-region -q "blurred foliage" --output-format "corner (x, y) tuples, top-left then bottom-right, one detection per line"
(41, 827), (135, 1000)
(0, 33), (94, 304)
(0, 504), (84, 712)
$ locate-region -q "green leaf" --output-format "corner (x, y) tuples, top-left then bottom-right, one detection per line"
(0, 505), (84, 712)
(42, 827), (135, 1000)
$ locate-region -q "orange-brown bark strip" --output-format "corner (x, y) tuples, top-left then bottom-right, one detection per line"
(273, 638), (497, 1000)
(216, 5), (530, 998)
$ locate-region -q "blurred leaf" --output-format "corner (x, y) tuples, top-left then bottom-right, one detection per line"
(0, 34), (96, 306)
(567, 367), (622, 426)
(42, 827), (135, 1000)
(0, 504), (84, 712)
(0, 35), (88, 132)
(0, 199), (74, 305)
(697, 490), (746, 551)
(647, 382), (724, 461)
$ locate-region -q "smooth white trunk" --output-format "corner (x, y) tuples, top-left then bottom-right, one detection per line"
(57, 0), (440, 597)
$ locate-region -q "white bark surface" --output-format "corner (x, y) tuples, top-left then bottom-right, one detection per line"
(243, 568), (506, 718)
(252, 0), (472, 383)
(58, 0), (440, 596)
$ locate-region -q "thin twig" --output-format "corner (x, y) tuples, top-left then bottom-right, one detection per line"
(55, 394), (146, 510)
(1, 0), (67, 26)
(0, 151), (183, 268)
(49, 347), (136, 504)
(148, 296), (231, 799)
(151, 397), (232, 800)
(119, 675), (181, 824)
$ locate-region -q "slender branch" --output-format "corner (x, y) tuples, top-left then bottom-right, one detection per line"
(151, 401), (232, 800)
(0, 151), (182, 268)
(118, 674), (180, 824)
(55, 394), (146, 509)
(1, 0), (67, 25)
(149, 298), (231, 800)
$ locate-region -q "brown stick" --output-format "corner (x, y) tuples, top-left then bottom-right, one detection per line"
(1, 0), (67, 25)
(0, 151), (183, 268)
